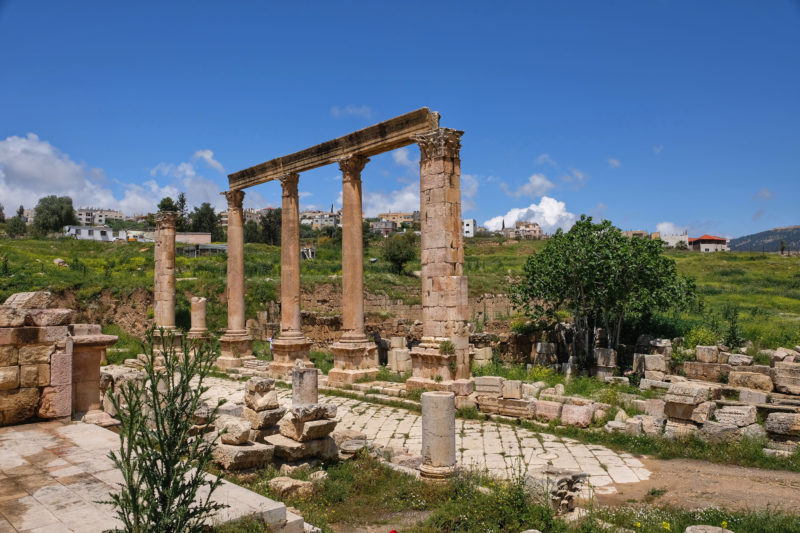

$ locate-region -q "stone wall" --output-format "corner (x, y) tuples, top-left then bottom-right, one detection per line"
(0, 292), (116, 427)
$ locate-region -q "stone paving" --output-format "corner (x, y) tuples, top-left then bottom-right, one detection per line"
(0, 420), (302, 533)
(204, 377), (651, 495)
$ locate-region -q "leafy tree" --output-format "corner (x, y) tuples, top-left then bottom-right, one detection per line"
(675, 240), (689, 251)
(780, 239), (786, 255)
(158, 197), (178, 212)
(16, 205), (24, 218)
(32, 195), (77, 235)
(259, 209), (281, 246)
(0, 203), (5, 223)
(512, 216), (695, 367)
(382, 231), (418, 274)
(6, 216), (26, 237)
(176, 192), (189, 231)
(106, 329), (225, 532)
(243, 220), (260, 243)
(189, 202), (224, 241)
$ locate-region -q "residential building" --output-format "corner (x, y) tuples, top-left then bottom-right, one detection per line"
(23, 209), (36, 226)
(76, 208), (125, 226)
(244, 207), (276, 225)
(377, 211), (419, 226)
(370, 220), (397, 237)
(689, 235), (730, 252)
(515, 221), (542, 240)
(621, 230), (649, 239)
(462, 218), (477, 238)
(660, 232), (690, 248)
(300, 210), (340, 230)
(64, 226), (127, 242)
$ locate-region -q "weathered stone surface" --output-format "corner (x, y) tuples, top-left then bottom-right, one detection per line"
(605, 421), (627, 433)
(701, 421), (739, 442)
(0, 307), (27, 327)
(290, 403), (337, 422)
(472, 346), (492, 368)
(243, 406), (286, 429)
(279, 417), (338, 442)
(664, 419), (698, 439)
(696, 345), (719, 363)
(26, 309), (74, 326)
(37, 385), (69, 419)
(535, 400), (562, 421)
(245, 389), (279, 412)
(715, 405), (757, 427)
(626, 418), (643, 436)
(554, 383), (565, 396)
(739, 389), (769, 404)
(684, 526), (732, 533)
(3, 291), (52, 309)
(638, 415), (664, 436)
(213, 442), (274, 470)
(633, 353), (667, 373)
(740, 423), (767, 440)
(683, 361), (732, 382)
(765, 413), (800, 436)
(665, 382), (711, 405)
(246, 376), (275, 393)
(221, 419), (251, 445)
(474, 375), (504, 394)
(645, 399), (666, 418)
(727, 354), (753, 366)
(773, 362), (800, 395)
(560, 404), (595, 428)
(451, 379), (474, 396)
(522, 382), (547, 399)
(0, 387), (39, 425)
(644, 370), (666, 381)
(18, 365), (39, 388)
(268, 477), (313, 499)
(420, 391), (456, 478)
(0, 346), (18, 366)
(639, 378), (671, 391)
(454, 393), (477, 410)
(266, 434), (338, 461)
(0, 366), (19, 390)
(728, 371), (774, 392)
(594, 348), (617, 367)
(502, 379), (522, 399)
(18, 343), (55, 365)
(690, 401), (716, 424)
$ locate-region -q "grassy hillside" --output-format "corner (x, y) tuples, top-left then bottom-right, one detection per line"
(0, 237), (797, 348)
(730, 225), (800, 253)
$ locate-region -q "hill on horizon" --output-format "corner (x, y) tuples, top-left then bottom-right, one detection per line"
(730, 225), (800, 252)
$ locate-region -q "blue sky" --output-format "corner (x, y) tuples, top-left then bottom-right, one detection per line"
(1, 1), (798, 238)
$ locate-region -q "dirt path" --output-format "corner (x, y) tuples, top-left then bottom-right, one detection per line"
(598, 457), (800, 512)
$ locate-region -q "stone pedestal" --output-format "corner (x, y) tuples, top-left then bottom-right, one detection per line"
(328, 341), (378, 385)
(408, 129), (471, 392)
(292, 364), (318, 405)
(217, 332), (254, 369)
(70, 325), (118, 419)
(187, 296), (209, 340)
(420, 391), (456, 480)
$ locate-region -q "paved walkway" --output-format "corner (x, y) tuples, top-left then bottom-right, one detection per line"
(0, 421), (302, 533)
(204, 377), (651, 495)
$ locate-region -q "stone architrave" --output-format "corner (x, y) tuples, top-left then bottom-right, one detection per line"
(153, 211), (182, 351)
(218, 190), (254, 368)
(420, 391), (456, 479)
(407, 128), (470, 392)
(329, 155), (379, 385)
(270, 173), (313, 377)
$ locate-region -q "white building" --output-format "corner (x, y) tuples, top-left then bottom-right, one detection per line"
(462, 218), (477, 238)
(660, 232), (690, 248)
(64, 226), (127, 242)
(76, 208), (125, 226)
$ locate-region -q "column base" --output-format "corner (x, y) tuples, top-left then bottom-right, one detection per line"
(151, 329), (184, 355)
(269, 335), (313, 378)
(217, 331), (254, 369)
(419, 463), (455, 480)
(328, 339), (378, 386)
(409, 339), (457, 381)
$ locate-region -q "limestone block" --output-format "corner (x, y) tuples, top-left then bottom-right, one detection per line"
(18, 365), (40, 388)
(26, 309), (74, 327)
(728, 371), (774, 392)
(454, 393), (477, 410)
(213, 442), (274, 470)
(645, 399), (666, 418)
(683, 362), (732, 382)
(633, 353), (666, 373)
(535, 400), (562, 421)
(502, 380), (522, 399)
(249, 427), (280, 444)
(279, 417), (338, 442)
(388, 348), (411, 372)
(243, 406), (286, 430)
(0, 346), (18, 366)
(728, 354), (753, 366)
(639, 379), (671, 391)
(0, 366), (19, 390)
(700, 421), (739, 442)
(451, 379), (474, 397)
(0, 308), (26, 327)
(290, 404), (337, 422)
(18, 343), (55, 365)
(3, 291), (52, 309)
(739, 389), (768, 404)
(685, 526), (733, 533)
(474, 375), (504, 394)
(245, 389), (279, 412)
(625, 418), (643, 436)
(522, 382), (546, 399)
(664, 419), (698, 439)
(0, 387), (39, 425)
(690, 401), (716, 424)
(664, 402), (696, 421)
(292, 366), (318, 405)
(637, 415), (664, 436)
(765, 413), (800, 436)
(696, 345), (719, 363)
(644, 370), (665, 381)
(473, 346), (493, 367)
(560, 404), (595, 428)
(776, 347), (800, 358)
(268, 477), (313, 499)
(221, 419), (251, 445)
(773, 362), (800, 395)
(535, 342), (556, 355)
(715, 405), (757, 427)
(605, 421), (627, 433)
(594, 348), (616, 367)
(390, 336), (406, 349)
(246, 376), (275, 393)
(665, 382), (712, 404)
(266, 434), (338, 461)
(740, 423), (766, 440)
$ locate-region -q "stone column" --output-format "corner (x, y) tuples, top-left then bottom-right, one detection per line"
(329, 155), (379, 386)
(420, 391), (456, 479)
(187, 297), (208, 340)
(218, 189), (254, 368)
(270, 172), (312, 377)
(408, 128), (471, 391)
(292, 362), (319, 406)
(154, 211), (178, 330)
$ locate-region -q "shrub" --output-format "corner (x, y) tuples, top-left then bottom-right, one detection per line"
(684, 325), (718, 349)
(439, 340), (455, 355)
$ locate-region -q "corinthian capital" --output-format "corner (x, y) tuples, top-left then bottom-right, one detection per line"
(155, 210), (178, 229)
(279, 172), (300, 197)
(338, 154), (370, 182)
(414, 128), (464, 162)
(223, 189), (245, 211)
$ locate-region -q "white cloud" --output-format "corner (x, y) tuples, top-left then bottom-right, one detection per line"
(483, 196), (576, 234)
(652, 145), (664, 155)
(0, 132), (228, 216)
(362, 181), (419, 217)
(330, 105), (372, 119)
(608, 158), (621, 168)
(536, 153), (557, 166)
(392, 147), (417, 171)
(298, 191), (313, 199)
(192, 149), (225, 174)
(461, 173), (478, 212)
(754, 188), (773, 200)
(560, 167), (587, 187)
(501, 173), (554, 198)
(656, 221), (687, 236)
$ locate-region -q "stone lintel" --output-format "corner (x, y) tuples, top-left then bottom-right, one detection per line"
(228, 108), (439, 189)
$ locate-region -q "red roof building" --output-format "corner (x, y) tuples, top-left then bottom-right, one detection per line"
(689, 235), (730, 252)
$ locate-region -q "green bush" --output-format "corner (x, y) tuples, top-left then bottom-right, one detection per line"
(684, 325), (718, 349)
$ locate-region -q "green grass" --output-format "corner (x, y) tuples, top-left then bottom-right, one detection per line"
(309, 351), (334, 374)
(101, 324), (143, 365)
